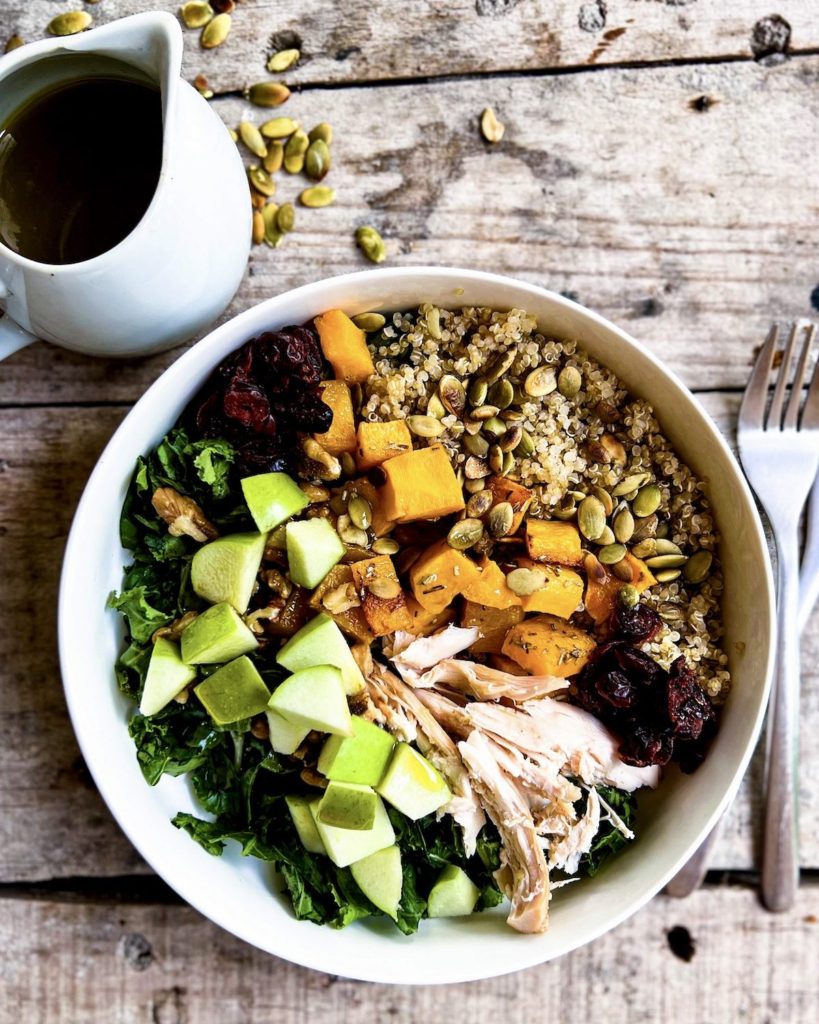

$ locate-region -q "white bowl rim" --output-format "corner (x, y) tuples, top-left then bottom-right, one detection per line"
(58, 266), (775, 984)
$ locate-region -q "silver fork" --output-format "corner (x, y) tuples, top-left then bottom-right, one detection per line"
(738, 322), (819, 911)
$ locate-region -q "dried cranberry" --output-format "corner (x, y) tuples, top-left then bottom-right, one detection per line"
(596, 669), (639, 709)
(613, 603), (663, 644)
(223, 381), (273, 428)
(619, 725), (674, 767)
(665, 657), (715, 741)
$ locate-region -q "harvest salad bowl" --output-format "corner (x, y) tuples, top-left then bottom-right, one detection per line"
(59, 267), (774, 984)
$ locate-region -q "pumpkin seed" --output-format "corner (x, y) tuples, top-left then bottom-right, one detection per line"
(329, 493), (347, 515)
(248, 166), (276, 197)
(655, 569), (681, 584)
(502, 452), (515, 475)
(372, 537), (399, 556)
(501, 409), (525, 423)
(593, 486), (613, 517)
(406, 414), (444, 438)
(48, 11), (92, 35)
(655, 538), (682, 556)
(578, 495), (607, 541)
(600, 434), (627, 465)
(499, 424), (523, 453)
(448, 518), (484, 550)
(464, 456), (490, 479)
(180, 2), (214, 29)
(487, 379), (514, 409)
(514, 429), (535, 458)
(427, 393), (447, 420)
(656, 522), (670, 539)
(612, 559), (635, 582)
(262, 202), (279, 243)
(352, 312), (386, 332)
(463, 419), (483, 435)
(260, 116), (299, 139)
(309, 122), (333, 145)
(464, 478), (486, 494)
(571, 490), (587, 503)
(466, 489), (493, 518)
(439, 374), (466, 417)
(611, 508), (633, 544)
(552, 499), (577, 521)
(483, 350), (515, 384)
(4, 34), (24, 52)
(468, 378), (488, 407)
(683, 550), (713, 584)
(631, 539), (657, 559)
(471, 404), (499, 422)
(347, 495), (372, 530)
(355, 225), (386, 264)
(597, 526), (616, 546)
(645, 553), (687, 570)
(633, 484), (662, 518)
(583, 552), (607, 583)
(487, 444), (503, 474)
(340, 452), (356, 477)
(284, 129), (309, 173)
(239, 121), (268, 158)
(425, 306), (442, 340)
(299, 185), (336, 207)
(464, 433), (490, 457)
(618, 585), (640, 610)
(482, 416), (507, 439)
(252, 210), (265, 245)
(263, 141), (284, 173)
(557, 365), (582, 398)
(305, 138), (331, 181)
(247, 82), (291, 108)
(367, 576), (402, 600)
(506, 567), (547, 597)
(524, 365), (557, 397)
(612, 472), (651, 497)
(487, 501), (514, 538)
(631, 513), (658, 542)
(267, 48), (300, 73)
(201, 12), (231, 48)
(337, 514), (368, 547)
(598, 543), (627, 565)
(480, 106), (505, 143)
(275, 203), (295, 234)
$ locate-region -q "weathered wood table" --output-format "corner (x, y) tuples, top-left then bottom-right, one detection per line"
(2, 1), (818, 1019)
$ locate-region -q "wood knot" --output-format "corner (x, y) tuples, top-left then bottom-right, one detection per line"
(120, 932), (153, 971)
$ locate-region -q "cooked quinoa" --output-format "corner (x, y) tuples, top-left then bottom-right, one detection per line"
(361, 304), (731, 701)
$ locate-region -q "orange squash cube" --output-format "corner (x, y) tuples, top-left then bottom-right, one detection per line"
(525, 520), (583, 567)
(314, 381), (357, 455)
(350, 556), (412, 637)
(460, 556), (521, 610)
(405, 597), (456, 637)
(347, 477), (395, 538)
(517, 561), (584, 619)
(380, 445), (465, 523)
(409, 539), (480, 614)
(584, 553), (656, 624)
(487, 476), (533, 534)
(502, 615), (596, 679)
(315, 309), (375, 383)
(356, 420), (413, 470)
(461, 601), (525, 655)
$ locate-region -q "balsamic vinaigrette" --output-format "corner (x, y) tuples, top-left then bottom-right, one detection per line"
(0, 75), (162, 265)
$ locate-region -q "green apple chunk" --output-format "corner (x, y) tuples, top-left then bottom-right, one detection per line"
(317, 781), (378, 830)
(377, 743), (451, 820)
(309, 794), (395, 869)
(241, 472), (309, 533)
(139, 637), (197, 716)
(285, 796), (326, 855)
(317, 717), (395, 786)
(427, 865), (480, 918)
(286, 518), (344, 589)
(268, 665), (352, 736)
(265, 709), (310, 755)
(180, 602), (258, 665)
(191, 531), (268, 613)
(350, 846), (402, 921)
(276, 612), (365, 695)
(194, 655), (270, 725)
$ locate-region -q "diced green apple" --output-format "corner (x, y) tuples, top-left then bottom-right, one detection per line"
(241, 472), (309, 533)
(191, 531), (268, 613)
(276, 612), (365, 695)
(377, 743), (451, 820)
(309, 794), (395, 868)
(317, 717), (395, 786)
(317, 781), (378, 830)
(350, 846), (403, 920)
(427, 865), (481, 918)
(285, 796), (326, 855)
(268, 665), (353, 736)
(194, 655), (270, 725)
(139, 637), (197, 716)
(180, 602), (258, 664)
(286, 518), (345, 589)
(265, 709), (310, 755)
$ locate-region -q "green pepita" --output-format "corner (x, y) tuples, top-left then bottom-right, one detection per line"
(480, 106), (505, 143)
(247, 82), (291, 108)
(299, 185), (336, 208)
(464, 477), (486, 494)
(597, 526), (616, 546)
(201, 12), (231, 48)
(612, 472), (651, 498)
(427, 394), (446, 420)
(347, 495), (373, 531)
(654, 569), (681, 584)
(631, 513), (659, 543)
(488, 444), (504, 474)
(438, 374), (466, 417)
(645, 553), (687, 570)
(372, 537), (400, 556)
(655, 539), (682, 555)
(468, 378), (488, 407)
(252, 210), (265, 245)
(618, 585), (640, 610)
(502, 451), (515, 475)
(284, 129), (309, 173)
(683, 550), (713, 584)
(483, 350), (515, 384)
(180, 2), (214, 30)
(368, 576), (401, 600)
(464, 433), (490, 458)
(262, 202), (280, 243)
(557, 365), (582, 398)
(631, 539), (657, 560)
(239, 122), (268, 159)
(466, 489), (493, 518)
(351, 312), (387, 332)
(267, 48), (300, 73)
(524, 365), (557, 398)
(260, 116), (300, 139)
(506, 567), (547, 597)
(578, 495), (607, 541)
(355, 225), (386, 264)
(48, 11), (92, 35)
(406, 415), (444, 438)
(487, 501), (514, 538)
(276, 203), (295, 234)
(487, 379), (514, 409)
(593, 486), (614, 517)
(613, 508), (635, 543)
(248, 166), (276, 197)
(447, 518), (484, 551)
(305, 138), (331, 181)
(514, 430), (535, 458)
(482, 416), (507, 439)
(309, 122), (333, 145)
(552, 499), (577, 521)
(612, 559), (635, 582)
(499, 424), (523, 453)
(425, 307), (442, 340)
(263, 141), (284, 174)
(633, 484), (662, 518)
(598, 543), (627, 565)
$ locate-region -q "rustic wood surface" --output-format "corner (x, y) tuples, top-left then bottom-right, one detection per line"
(1, 0), (818, 1018)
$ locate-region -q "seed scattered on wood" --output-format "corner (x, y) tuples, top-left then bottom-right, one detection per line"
(284, 129), (309, 174)
(252, 210), (265, 245)
(480, 106), (505, 143)
(274, 202), (294, 234)
(5, 34), (24, 52)
(260, 116), (300, 139)
(299, 186), (336, 207)
(267, 48), (300, 73)
(247, 82), (291, 108)
(309, 122), (333, 145)
(305, 138), (331, 181)
(263, 141), (284, 174)
(355, 225), (386, 264)
(47, 12), (93, 36)
(180, 2), (214, 30)
(239, 122), (268, 158)
(248, 166), (276, 197)
(201, 12), (231, 48)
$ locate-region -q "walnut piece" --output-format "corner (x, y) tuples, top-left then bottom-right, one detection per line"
(152, 610), (199, 643)
(152, 487), (218, 543)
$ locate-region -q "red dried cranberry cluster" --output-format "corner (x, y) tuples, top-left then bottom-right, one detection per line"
(573, 605), (718, 773)
(191, 326), (332, 475)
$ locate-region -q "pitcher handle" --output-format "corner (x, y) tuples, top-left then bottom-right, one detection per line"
(0, 313), (35, 361)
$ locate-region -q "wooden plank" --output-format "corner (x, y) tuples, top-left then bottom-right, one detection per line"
(1, 885), (818, 1022)
(4, 1), (819, 86)
(0, 397), (817, 882)
(2, 57), (818, 403)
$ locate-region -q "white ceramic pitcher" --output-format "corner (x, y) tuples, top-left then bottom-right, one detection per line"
(0, 12), (251, 361)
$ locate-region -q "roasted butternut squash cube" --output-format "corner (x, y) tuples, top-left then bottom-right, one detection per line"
(487, 476), (533, 533)
(502, 615), (596, 679)
(515, 558), (584, 619)
(409, 539), (480, 614)
(350, 556), (412, 637)
(460, 556), (521, 610)
(405, 597), (456, 636)
(309, 563), (374, 643)
(315, 309), (375, 383)
(347, 477), (395, 538)
(381, 445), (465, 523)
(314, 381), (357, 455)
(356, 420), (413, 470)
(525, 520), (583, 567)
(584, 553), (656, 624)
(461, 600), (525, 655)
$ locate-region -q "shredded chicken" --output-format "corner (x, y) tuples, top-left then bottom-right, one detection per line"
(548, 787), (601, 874)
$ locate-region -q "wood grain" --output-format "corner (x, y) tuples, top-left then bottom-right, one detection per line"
(0, 396), (817, 882)
(4, 1), (818, 86)
(2, 885), (818, 1022)
(3, 56), (818, 403)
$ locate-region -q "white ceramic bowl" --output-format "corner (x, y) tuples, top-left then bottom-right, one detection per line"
(59, 268), (775, 984)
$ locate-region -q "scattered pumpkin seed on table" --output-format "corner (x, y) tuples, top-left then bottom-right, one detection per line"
(48, 12), (93, 36)
(247, 82), (291, 108)
(251, 210), (265, 245)
(239, 122), (268, 159)
(305, 138), (331, 181)
(267, 48), (300, 73)
(201, 12), (231, 48)
(276, 203), (295, 233)
(4, 35), (24, 52)
(180, 2), (214, 30)
(260, 116), (299, 139)
(480, 106), (505, 143)
(263, 141), (284, 174)
(248, 166), (276, 197)
(284, 130), (309, 173)
(300, 186), (336, 207)
(309, 123), (333, 145)
(355, 225), (386, 264)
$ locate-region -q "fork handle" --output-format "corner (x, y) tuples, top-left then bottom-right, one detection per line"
(799, 476), (819, 633)
(762, 528), (801, 911)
